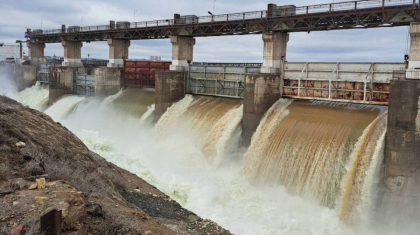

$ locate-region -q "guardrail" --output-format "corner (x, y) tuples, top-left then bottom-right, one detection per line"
(27, 0), (418, 36)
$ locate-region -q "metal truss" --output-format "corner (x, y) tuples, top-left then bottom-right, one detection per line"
(26, 1), (420, 43)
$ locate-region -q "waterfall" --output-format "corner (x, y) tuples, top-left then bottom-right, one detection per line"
(155, 95), (243, 160)
(45, 95), (86, 120)
(18, 82), (49, 111)
(243, 99), (387, 223)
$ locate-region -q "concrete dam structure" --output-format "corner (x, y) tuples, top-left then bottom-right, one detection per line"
(2, 0), (419, 234)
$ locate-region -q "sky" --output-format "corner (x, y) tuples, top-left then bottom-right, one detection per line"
(0, 0), (410, 63)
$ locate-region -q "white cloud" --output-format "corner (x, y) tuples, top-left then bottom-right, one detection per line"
(0, 0), (409, 63)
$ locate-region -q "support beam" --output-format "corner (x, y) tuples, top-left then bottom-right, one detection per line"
(27, 42), (45, 65)
(169, 36), (195, 71)
(155, 71), (186, 121)
(107, 39), (130, 68)
(242, 74), (282, 146)
(62, 41), (83, 67)
(261, 31), (288, 74)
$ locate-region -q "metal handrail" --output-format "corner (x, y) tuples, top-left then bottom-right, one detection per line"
(28, 0), (418, 36)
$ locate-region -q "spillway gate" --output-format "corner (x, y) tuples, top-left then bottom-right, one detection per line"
(188, 63), (261, 99)
(75, 73), (95, 97)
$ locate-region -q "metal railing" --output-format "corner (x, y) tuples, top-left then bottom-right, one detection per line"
(27, 0), (418, 36)
(394, 70), (420, 79)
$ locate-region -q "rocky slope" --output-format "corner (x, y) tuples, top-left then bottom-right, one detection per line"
(0, 95), (231, 235)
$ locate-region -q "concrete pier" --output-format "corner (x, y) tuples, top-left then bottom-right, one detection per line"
(94, 67), (122, 97)
(155, 71), (186, 120)
(27, 42), (45, 65)
(169, 36), (195, 71)
(62, 41), (83, 67)
(242, 74), (282, 146)
(408, 22), (420, 69)
(261, 32), (288, 74)
(381, 80), (420, 220)
(107, 39), (130, 68)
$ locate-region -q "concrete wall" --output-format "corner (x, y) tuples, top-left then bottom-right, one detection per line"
(94, 67), (121, 97)
(381, 80), (420, 223)
(242, 74), (282, 146)
(0, 64), (37, 91)
(13, 65), (37, 91)
(49, 67), (85, 104)
(155, 71), (186, 120)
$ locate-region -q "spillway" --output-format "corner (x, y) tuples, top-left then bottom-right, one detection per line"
(156, 95), (243, 160)
(108, 87), (155, 118)
(18, 82), (49, 111)
(243, 99), (387, 224)
(1, 76), (418, 234)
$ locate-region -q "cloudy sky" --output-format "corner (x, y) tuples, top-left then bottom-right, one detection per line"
(0, 0), (410, 62)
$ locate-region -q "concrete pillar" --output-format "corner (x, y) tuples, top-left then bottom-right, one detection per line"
(242, 74), (282, 146)
(62, 41), (83, 67)
(107, 39), (130, 68)
(409, 22), (420, 69)
(261, 31), (289, 74)
(27, 42), (45, 65)
(380, 80), (420, 224)
(169, 36), (195, 71)
(94, 67), (122, 97)
(155, 71), (186, 120)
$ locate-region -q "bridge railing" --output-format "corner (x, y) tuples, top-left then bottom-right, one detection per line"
(27, 0), (418, 36)
(295, 0), (415, 15)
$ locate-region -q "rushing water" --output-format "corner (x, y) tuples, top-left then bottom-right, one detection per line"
(1, 78), (418, 235)
(19, 82), (50, 111)
(243, 99), (387, 225)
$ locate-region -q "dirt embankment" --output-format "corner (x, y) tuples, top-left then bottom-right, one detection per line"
(0, 96), (231, 235)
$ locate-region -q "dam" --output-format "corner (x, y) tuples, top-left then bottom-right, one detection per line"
(1, 0), (420, 234)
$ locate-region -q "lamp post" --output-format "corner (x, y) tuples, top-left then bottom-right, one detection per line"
(134, 10), (137, 22)
(15, 40), (25, 60)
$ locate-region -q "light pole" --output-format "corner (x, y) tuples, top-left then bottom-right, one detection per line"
(15, 40), (25, 60)
(81, 16), (84, 28)
(134, 10), (137, 22)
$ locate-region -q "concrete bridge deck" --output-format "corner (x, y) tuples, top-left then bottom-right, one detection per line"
(26, 0), (419, 43)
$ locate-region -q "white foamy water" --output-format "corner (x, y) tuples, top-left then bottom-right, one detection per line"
(19, 82), (49, 111)
(45, 95), (86, 120)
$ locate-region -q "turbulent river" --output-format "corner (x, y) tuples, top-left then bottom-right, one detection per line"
(3, 76), (419, 235)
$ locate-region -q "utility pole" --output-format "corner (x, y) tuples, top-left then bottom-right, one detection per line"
(15, 40), (24, 60)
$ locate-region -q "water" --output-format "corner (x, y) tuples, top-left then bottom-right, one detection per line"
(156, 95), (243, 160)
(0, 66), (19, 100)
(19, 82), (49, 111)
(243, 100), (387, 224)
(46, 94), (351, 235)
(0, 80), (418, 234)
